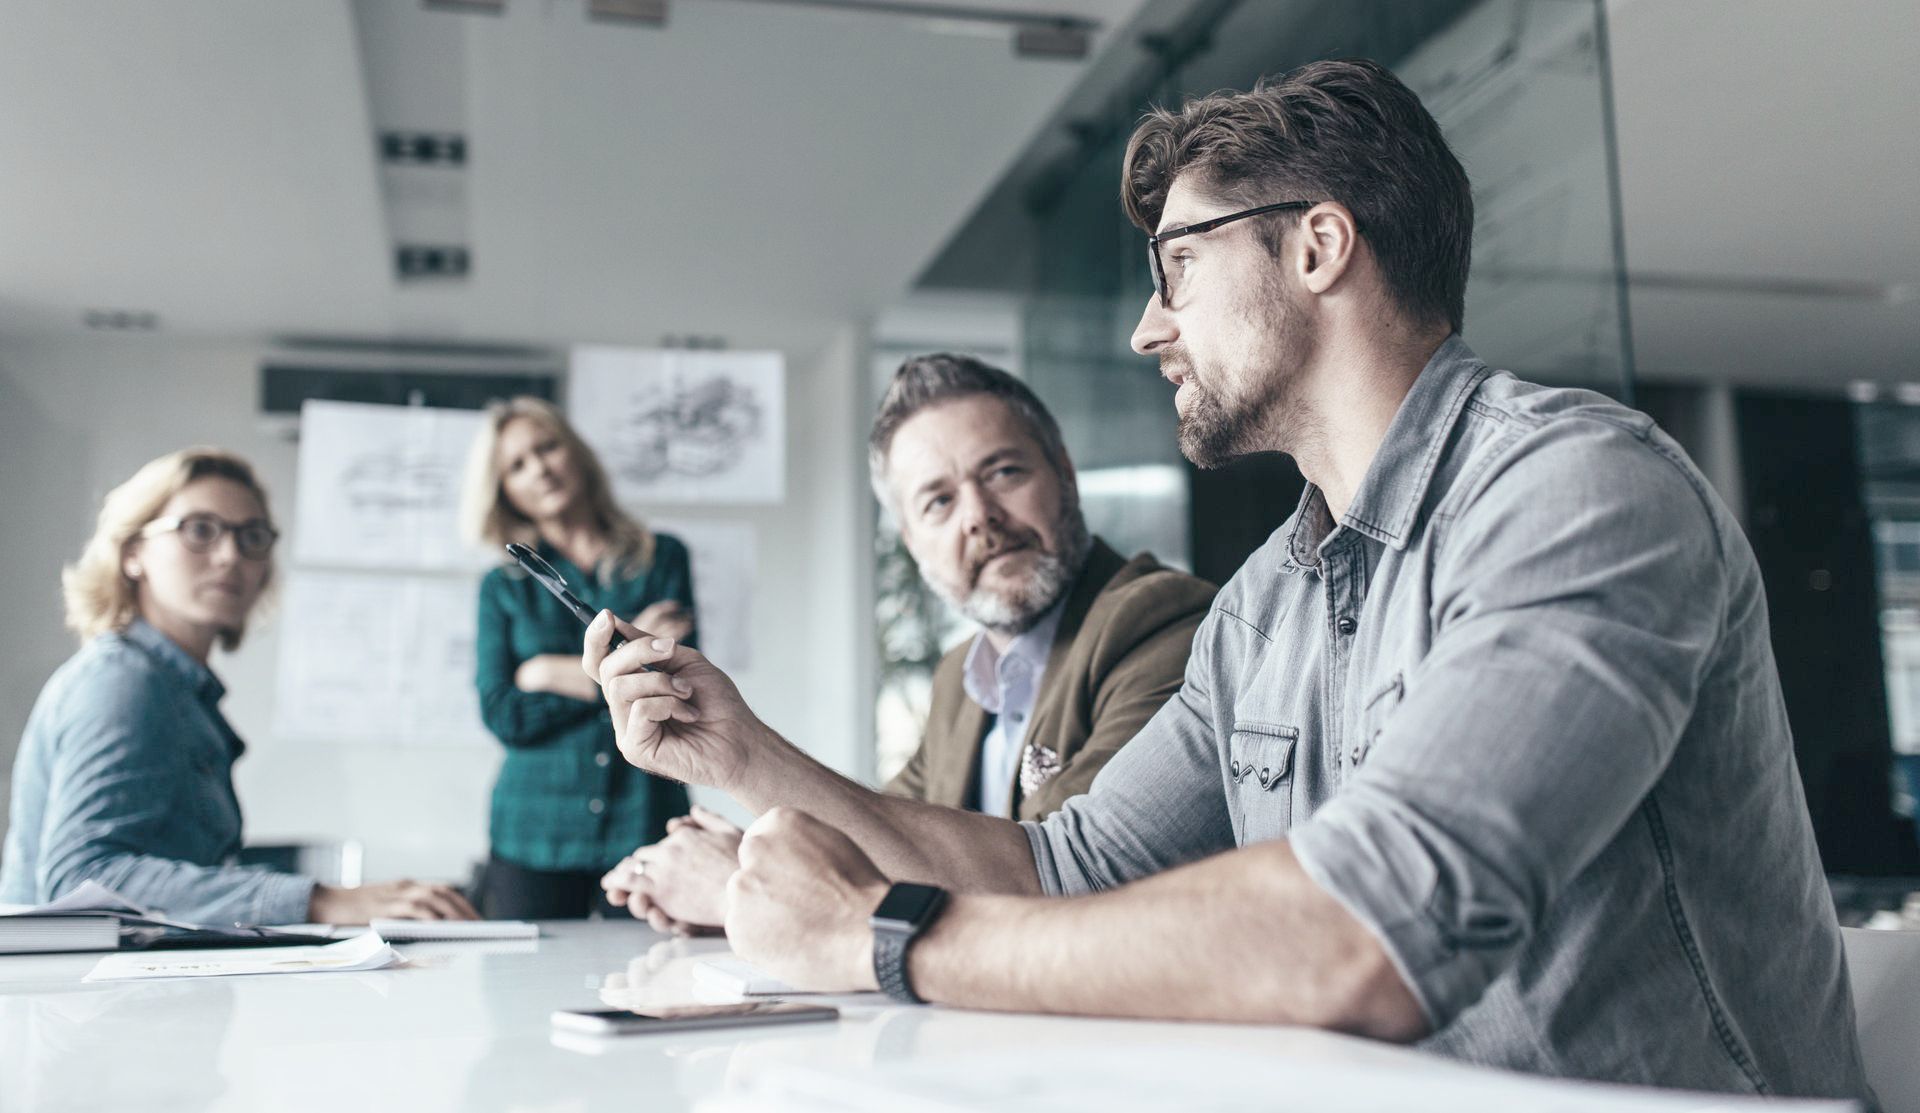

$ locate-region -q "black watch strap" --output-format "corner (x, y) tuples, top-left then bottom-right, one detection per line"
(873, 923), (924, 1004)
(870, 882), (947, 1005)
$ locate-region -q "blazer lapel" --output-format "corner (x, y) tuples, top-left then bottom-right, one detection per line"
(925, 637), (992, 811)
(1014, 539), (1127, 814)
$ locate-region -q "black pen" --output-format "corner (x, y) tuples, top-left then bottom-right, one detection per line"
(504, 543), (632, 656)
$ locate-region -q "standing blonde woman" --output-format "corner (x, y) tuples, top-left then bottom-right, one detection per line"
(463, 397), (695, 919)
(0, 448), (476, 924)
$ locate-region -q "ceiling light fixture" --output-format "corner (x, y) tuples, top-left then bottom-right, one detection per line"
(589, 0), (669, 25)
(82, 309), (160, 331)
(704, 0), (1096, 59)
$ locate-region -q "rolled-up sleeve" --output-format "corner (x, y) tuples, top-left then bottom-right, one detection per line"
(1289, 422), (1727, 1028)
(1024, 610), (1235, 895)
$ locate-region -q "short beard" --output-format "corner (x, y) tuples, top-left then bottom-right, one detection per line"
(1172, 273), (1318, 469)
(930, 496), (1092, 638)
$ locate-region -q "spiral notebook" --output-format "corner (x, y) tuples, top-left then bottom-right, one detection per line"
(368, 919), (539, 942)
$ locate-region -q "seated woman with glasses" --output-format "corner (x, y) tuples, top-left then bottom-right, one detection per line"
(0, 447), (477, 925)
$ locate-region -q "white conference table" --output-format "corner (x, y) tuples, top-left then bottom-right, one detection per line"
(0, 920), (1854, 1113)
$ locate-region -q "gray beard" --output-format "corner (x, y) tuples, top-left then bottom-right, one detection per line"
(930, 504), (1091, 638)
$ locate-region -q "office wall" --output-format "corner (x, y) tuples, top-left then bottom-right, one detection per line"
(0, 328), (872, 881)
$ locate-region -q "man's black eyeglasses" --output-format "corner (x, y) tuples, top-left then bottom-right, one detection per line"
(1147, 200), (1324, 309)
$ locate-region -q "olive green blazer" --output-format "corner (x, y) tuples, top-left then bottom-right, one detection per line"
(883, 538), (1216, 821)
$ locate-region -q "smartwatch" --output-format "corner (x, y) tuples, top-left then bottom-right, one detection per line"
(869, 881), (948, 1005)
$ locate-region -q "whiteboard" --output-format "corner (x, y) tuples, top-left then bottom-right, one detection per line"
(292, 400), (491, 571)
(271, 570), (491, 748)
(651, 518), (755, 673)
(567, 347), (786, 505)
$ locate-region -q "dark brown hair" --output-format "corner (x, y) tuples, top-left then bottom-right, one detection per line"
(1122, 58), (1473, 332)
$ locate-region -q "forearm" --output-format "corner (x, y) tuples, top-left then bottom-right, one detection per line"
(734, 736), (1043, 896)
(479, 677), (602, 746)
(49, 847), (315, 926)
(515, 655), (602, 702)
(906, 839), (1428, 1037)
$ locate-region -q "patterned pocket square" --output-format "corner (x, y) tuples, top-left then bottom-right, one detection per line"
(1019, 743), (1062, 796)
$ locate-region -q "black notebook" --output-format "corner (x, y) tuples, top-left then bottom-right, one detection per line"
(2, 881), (334, 954)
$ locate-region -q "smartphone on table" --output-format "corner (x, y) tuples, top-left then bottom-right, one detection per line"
(551, 1001), (839, 1036)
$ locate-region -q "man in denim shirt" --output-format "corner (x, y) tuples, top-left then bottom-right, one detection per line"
(586, 60), (1867, 1099)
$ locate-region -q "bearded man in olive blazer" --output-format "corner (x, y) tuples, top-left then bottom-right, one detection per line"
(872, 354), (1214, 820)
(600, 353), (1213, 930)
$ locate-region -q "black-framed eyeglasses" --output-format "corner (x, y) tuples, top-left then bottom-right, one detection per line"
(1147, 200), (1324, 309)
(141, 513), (279, 560)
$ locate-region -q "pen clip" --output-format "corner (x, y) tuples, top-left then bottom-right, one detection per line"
(504, 543), (629, 654)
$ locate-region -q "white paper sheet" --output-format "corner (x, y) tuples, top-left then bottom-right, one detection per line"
(369, 919), (537, 942)
(650, 518), (755, 672)
(292, 400), (491, 571)
(82, 931), (401, 982)
(690, 956), (798, 997)
(568, 347), (786, 505)
(9, 881), (149, 917)
(271, 570), (491, 747)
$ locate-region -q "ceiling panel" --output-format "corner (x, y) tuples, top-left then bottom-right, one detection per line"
(0, 0), (1147, 353)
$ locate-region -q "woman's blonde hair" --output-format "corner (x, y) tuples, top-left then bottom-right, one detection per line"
(63, 447), (275, 651)
(460, 396), (654, 581)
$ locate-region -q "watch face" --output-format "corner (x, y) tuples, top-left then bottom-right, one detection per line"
(872, 883), (944, 929)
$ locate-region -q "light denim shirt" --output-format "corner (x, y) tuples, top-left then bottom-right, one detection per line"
(0, 619), (314, 924)
(1025, 337), (1867, 1099)
(962, 600), (1067, 818)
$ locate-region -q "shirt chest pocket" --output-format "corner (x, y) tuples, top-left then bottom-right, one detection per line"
(1228, 722), (1298, 845)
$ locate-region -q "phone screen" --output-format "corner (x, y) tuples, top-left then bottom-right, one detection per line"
(551, 1001), (838, 1036)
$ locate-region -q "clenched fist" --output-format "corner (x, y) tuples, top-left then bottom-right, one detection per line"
(723, 808), (888, 992)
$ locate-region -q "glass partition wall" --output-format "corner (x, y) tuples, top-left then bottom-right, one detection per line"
(873, 0), (1635, 779)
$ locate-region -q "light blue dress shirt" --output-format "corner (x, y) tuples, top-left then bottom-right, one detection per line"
(0, 619), (314, 924)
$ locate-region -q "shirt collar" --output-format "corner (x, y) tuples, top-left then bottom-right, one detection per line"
(1285, 334), (1491, 561)
(960, 595), (1070, 715)
(122, 618), (226, 705)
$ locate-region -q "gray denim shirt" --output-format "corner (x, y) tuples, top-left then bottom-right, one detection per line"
(1025, 337), (1867, 1099)
(0, 619), (314, 924)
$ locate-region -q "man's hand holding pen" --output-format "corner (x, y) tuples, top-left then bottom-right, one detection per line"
(582, 609), (778, 793)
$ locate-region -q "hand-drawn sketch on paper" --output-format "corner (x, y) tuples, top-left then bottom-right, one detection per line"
(293, 400), (491, 571)
(272, 570), (491, 747)
(652, 518), (755, 674)
(568, 348), (785, 504)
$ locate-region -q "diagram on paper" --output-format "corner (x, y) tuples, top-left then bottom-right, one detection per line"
(272, 570), (491, 748)
(652, 518), (755, 673)
(568, 347), (785, 504)
(292, 400), (492, 571)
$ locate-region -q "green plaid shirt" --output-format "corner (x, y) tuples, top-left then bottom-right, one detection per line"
(475, 535), (693, 872)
